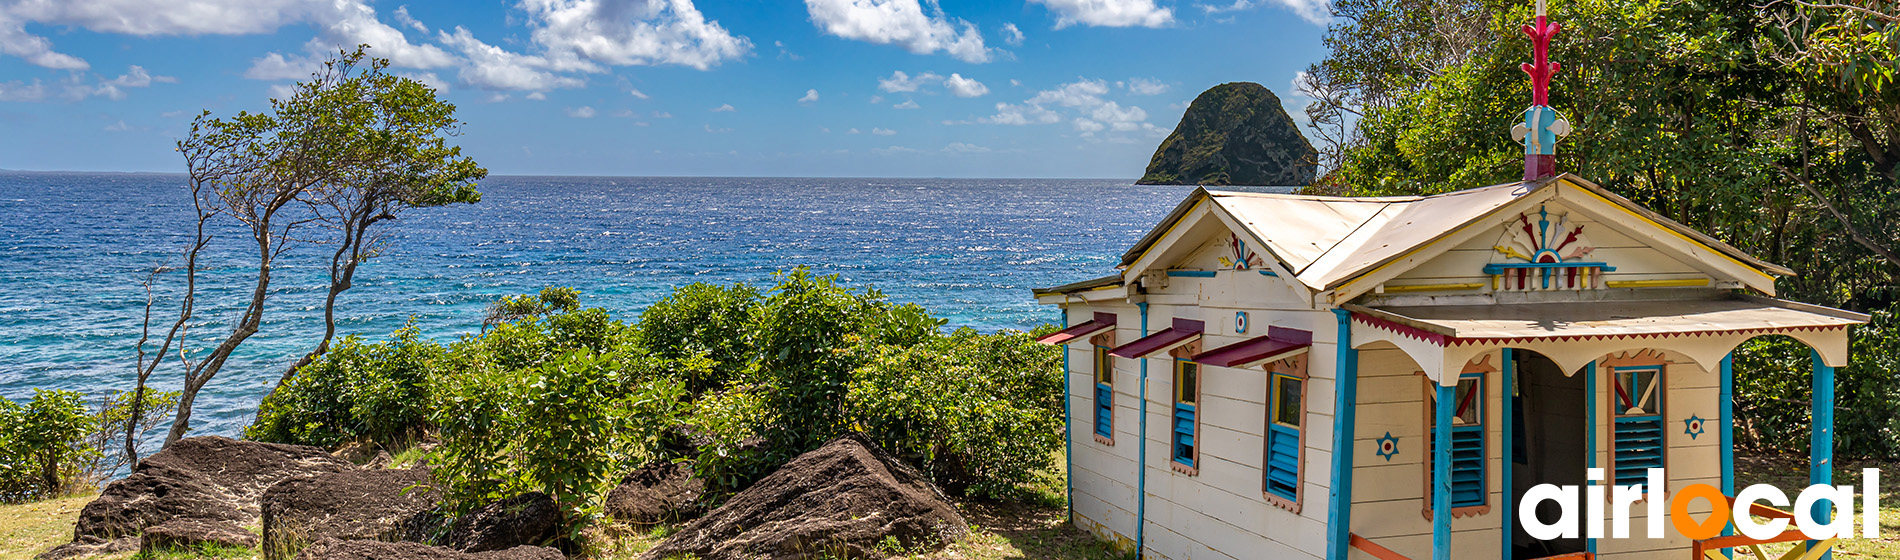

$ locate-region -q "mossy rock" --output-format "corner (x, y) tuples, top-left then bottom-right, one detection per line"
(1138, 82), (1317, 186)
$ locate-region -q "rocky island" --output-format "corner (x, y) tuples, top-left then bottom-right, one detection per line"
(1138, 82), (1317, 186)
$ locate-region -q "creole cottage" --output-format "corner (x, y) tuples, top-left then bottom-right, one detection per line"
(1032, 5), (1867, 560)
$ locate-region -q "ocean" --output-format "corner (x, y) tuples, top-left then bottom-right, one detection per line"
(0, 172), (1227, 438)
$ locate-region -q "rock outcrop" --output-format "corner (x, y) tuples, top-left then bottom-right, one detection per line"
(35, 436), (356, 560)
(642, 433), (967, 560)
(260, 468), (441, 559)
(444, 493), (562, 553)
(1138, 82), (1317, 186)
(139, 519), (261, 554)
(293, 538), (562, 560)
(604, 462), (704, 525)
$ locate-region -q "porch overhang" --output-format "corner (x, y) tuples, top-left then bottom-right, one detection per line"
(1345, 294), (1868, 385)
(1192, 326), (1313, 369)
(1037, 311), (1117, 345)
(1110, 318), (1205, 359)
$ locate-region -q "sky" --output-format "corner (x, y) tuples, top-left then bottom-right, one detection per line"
(0, 0), (1331, 178)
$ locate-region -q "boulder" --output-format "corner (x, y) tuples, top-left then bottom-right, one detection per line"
(604, 462), (704, 524)
(642, 433), (968, 560)
(34, 536), (137, 560)
(140, 518), (260, 554)
(444, 493), (561, 553)
(72, 436), (353, 539)
(293, 538), (562, 560)
(261, 468), (441, 560)
(1138, 82), (1318, 186)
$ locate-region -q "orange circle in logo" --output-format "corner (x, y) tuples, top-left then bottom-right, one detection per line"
(1671, 483), (1731, 540)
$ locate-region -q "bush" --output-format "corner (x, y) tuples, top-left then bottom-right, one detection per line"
(634, 282), (762, 397)
(248, 325), (445, 450)
(0, 390), (95, 503)
(1735, 309), (1900, 460)
(83, 389), (181, 483)
(847, 328), (1063, 498)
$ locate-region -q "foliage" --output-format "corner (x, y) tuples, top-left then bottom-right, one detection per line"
(82, 389), (180, 484)
(248, 325), (445, 450)
(0, 391), (95, 503)
(847, 328), (1063, 499)
(1735, 311), (1900, 459)
(633, 282), (762, 397)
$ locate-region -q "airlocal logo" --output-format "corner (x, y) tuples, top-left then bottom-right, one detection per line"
(1519, 468), (1881, 541)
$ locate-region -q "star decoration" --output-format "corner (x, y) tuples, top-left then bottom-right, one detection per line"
(1376, 432), (1399, 461)
(1684, 415), (1706, 440)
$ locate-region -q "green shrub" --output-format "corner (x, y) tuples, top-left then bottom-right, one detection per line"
(248, 325), (445, 449)
(634, 282), (762, 397)
(847, 328), (1063, 498)
(0, 390), (96, 502)
(1735, 309), (1900, 460)
(84, 389), (181, 482)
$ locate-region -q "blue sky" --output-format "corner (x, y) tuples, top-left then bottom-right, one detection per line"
(0, 0), (1329, 178)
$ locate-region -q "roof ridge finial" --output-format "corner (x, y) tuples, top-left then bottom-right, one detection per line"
(1512, 0), (1571, 181)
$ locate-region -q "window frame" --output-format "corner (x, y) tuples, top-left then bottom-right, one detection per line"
(1262, 354), (1308, 512)
(1092, 344), (1115, 445)
(1171, 358), (1202, 474)
(1607, 361), (1667, 492)
(1421, 354), (1500, 520)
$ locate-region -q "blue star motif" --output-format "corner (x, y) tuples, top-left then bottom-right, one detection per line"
(1376, 432), (1399, 461)
(1683, 415), (1706, 440)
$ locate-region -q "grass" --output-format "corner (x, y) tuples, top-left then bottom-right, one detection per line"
(0, 494), (91, 560)
(1734, 454), (1900, 558)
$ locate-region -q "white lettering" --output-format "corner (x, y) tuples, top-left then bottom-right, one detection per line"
(1521, 484), (1580, 540)
(1794, 484), (1855, 539)
(1646, 468), (1666, 538)
(1734, 485), (1792, 540)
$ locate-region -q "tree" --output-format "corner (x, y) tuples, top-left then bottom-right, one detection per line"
(145, 47), (482, 447)
(277, 50), (485, 386)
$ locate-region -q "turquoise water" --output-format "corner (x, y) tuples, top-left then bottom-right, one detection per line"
(0, 172), (1204, 437)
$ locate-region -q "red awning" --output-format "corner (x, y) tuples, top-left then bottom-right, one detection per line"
(1193, 326), (1313, 368)
(1036, 311), (1118, 345)
(1109, 318), (1205, 358)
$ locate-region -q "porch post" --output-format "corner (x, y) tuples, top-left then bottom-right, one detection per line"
(1811, 350), (1835, 560)
(1500, 349), (1515, 560)
(1433, 382), (1455, 560)
(1720, 353), (1736, 549)
(1584, 360), (1598, 557)
(1327, 309), (1358, 560)
(1061, 307), (1074, 524)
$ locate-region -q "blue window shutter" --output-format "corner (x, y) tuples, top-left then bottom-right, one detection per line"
(1265, 424), (1299, 500)
(1095, 384), (1113, 438)
(1613, 415), (1664, 486)
(1173, 403), (1196, 466)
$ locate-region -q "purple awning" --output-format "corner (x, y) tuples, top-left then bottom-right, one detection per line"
(1037, 311), (1118, 345)
(1109, 318), (1205, 358)
(1192, 326), (1313, 368)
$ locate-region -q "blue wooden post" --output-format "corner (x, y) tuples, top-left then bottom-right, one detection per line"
(1720, 353), (1736, 555)
(1500, 349), (1515, 560)
(1327, 309), (1358, 560)
(1584, 360), (1598, 557)
(1135, 302), (1150, 559)
(1811, 350), (1835, 560)
(1061, 308), (1074, 524)
(1433, 382), (1455, 560)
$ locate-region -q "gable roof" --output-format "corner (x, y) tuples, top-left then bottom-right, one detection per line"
(1113, 174), (1793, 296)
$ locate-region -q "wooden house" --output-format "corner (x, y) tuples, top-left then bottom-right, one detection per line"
(1033, 175), (1865, 560)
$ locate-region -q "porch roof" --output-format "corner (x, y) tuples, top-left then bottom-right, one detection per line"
(1348, 295), (1866, 344)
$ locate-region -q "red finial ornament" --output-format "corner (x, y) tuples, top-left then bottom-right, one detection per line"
(1520, 6), (1561, 105)
(1512, 0), (1570, 181)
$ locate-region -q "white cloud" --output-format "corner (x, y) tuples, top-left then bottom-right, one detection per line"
(439, 27), (584, 91)
(1200, 0), (1330, 25)
(847, 127), (861, 134)
(877, 70), (940, 93)
(653, 110), (672, 118)
(104, 120), (132, 131)
(566, 105), (596, 118)
(1000, 23), (1024, 46)
(892, 99), (919, 109)
(944, 73), (988, 97)
(520, 0), (751, 71)
(704, 123), (730, 133)
(1090, 100), (1146, 123)
(268, 83), (298, 99)
(798, 89), (820, 103)
(976, 102), (1059, 125)
(871, 127), (895, 135)
(394, 5), (428, 32)
(92, 65), (175, 100)
(804, 0), (990, 63)
(0, 79), (46, 101)
(1029, 0), (1172, 28)
(971, 77), (1151, 135)
(872, 145), (922, 155)
(1009, 78), (1021, 86)
(711, 103), (735, 112)
(944, 141), (989, 153)
(1072, 118), (1104, 133)
(1124, 77), (1168, 95)
(868, 95), (883, 104)
(244, 52), (319, 80)
(401, 71), (448, 92)
(526, 91), (547, 100)
(628, 87), (650, 99)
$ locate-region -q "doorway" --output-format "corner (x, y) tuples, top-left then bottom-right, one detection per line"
(1511, 350), (1588, 559)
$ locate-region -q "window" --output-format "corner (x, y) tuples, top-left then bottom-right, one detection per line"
(1172, 360), (1199, 469)
(1093, 346), (1114, 442)
(1611, 365), (1665, 489)
(1428, 374), (1486, 510)
(1265, 372), (1303, 502)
